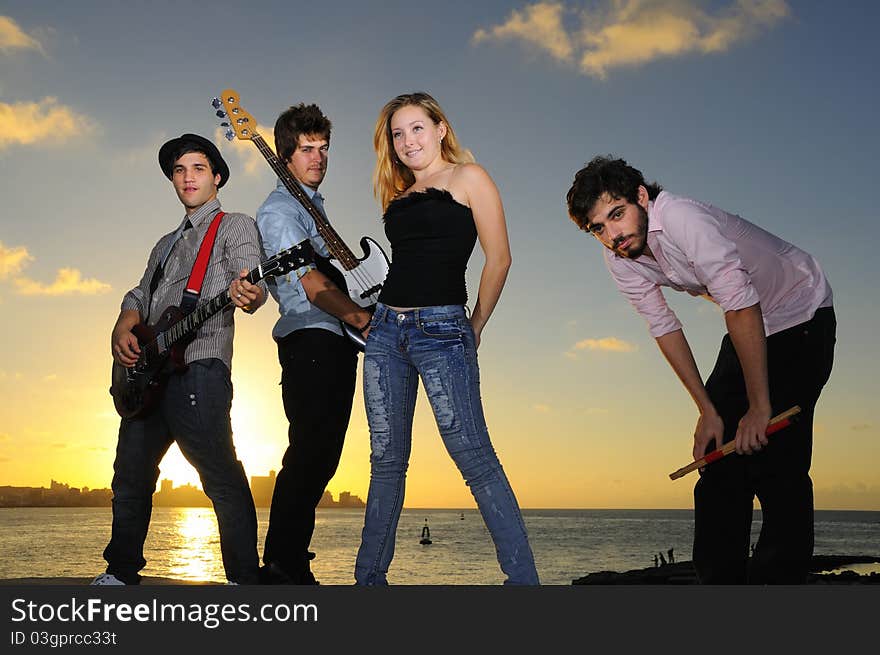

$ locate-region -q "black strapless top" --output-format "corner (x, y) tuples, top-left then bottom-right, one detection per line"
(378, 188), (478, 307)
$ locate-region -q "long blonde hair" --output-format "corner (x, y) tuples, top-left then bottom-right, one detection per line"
(372, 92), (474, 211)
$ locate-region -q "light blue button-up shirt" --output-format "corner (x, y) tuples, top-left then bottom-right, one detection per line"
(256, 178), (342, 338)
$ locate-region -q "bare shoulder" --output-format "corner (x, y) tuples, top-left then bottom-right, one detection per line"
(450, 162), (499, 206)
(453, 162), (494, 187)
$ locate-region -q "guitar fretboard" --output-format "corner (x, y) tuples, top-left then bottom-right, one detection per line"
(163, 268), (261, 346)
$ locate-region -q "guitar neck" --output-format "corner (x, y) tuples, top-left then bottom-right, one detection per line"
(250, 134), (358, 270)
(162, 268), (265, 346)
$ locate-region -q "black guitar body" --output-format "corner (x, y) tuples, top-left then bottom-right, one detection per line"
(313, 251), (349, 297)
(110, 305), (194, 419)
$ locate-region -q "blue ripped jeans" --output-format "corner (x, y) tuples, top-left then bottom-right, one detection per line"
(354, 303), (539, 585)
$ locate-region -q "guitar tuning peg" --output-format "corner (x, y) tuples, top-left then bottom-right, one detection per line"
(216, 109), (227, 118)
(224, 129), (235, 141)
(211, 97), (222, 109)
(220, 121), (230, 127)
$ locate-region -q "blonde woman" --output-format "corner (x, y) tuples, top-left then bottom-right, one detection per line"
(354, 92), (539, 585)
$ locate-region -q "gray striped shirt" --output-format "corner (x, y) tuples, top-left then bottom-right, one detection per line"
(121, 198), (266, 371)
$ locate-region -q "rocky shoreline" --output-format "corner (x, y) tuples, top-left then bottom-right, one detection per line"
(573, 554), (880, 584)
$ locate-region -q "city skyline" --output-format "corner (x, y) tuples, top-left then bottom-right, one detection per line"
(1, 1), (878, 509)
(0, 476), (365, 509)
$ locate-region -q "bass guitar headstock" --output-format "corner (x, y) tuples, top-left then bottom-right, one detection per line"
(212, 89), (259, 142)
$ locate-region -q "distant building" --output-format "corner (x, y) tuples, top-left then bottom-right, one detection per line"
(317, 490), (335, 508)
(338, 491), (365, 508)
(0, 477), (364, 509)
(250, 471), (276, 507)
(153, 481), (210, 507)
(0, 482), (112, 507)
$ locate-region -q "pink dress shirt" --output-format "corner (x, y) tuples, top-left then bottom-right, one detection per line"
(605, 191), (833, 338)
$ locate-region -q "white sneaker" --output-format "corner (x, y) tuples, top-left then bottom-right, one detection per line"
(91, 573), (125, 585)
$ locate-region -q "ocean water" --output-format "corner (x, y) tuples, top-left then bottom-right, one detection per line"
(0, 508), (877, 585)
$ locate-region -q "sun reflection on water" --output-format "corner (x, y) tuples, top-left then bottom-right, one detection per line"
(165, 508), (224, 583)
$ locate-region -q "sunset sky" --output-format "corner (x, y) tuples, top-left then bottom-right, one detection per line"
(1, 1), (878, 510)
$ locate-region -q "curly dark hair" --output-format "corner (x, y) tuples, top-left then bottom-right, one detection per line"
(566, 156), (662, 231)
(274, 103), (332, 163)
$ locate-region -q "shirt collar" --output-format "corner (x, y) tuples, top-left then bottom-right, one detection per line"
(183, 197), (222, 229)
(276, 177), (322, 204)
(647, 196), (663, 233)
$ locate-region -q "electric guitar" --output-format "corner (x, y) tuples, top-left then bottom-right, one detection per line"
(110, 241), (314, 419)
(212, 89), (389, 350)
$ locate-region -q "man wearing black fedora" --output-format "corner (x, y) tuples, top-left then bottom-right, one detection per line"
(93, 133), (266, 585)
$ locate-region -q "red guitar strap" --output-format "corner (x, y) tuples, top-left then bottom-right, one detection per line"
(180, 211), (225, 312)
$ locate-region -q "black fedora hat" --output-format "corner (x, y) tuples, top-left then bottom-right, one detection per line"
(158, 133), (230, 189)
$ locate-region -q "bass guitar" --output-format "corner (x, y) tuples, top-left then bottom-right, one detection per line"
(110, 241), (314, 419)
(212, 89), (389, 350)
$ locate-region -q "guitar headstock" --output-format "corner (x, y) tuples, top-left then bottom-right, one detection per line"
(211, 89), (259, 142)
(258, 239), (316, 280)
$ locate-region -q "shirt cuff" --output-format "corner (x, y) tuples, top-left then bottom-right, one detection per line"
(121, 294), (144, 316)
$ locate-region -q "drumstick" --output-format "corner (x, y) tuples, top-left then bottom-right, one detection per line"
(669, 406), (802, 480)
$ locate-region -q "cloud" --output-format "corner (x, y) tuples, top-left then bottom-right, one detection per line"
(15, 268), (111, 296)
(0, 97), (97, 150)
(0, 15), (45, 55)
(566, 335), (638, 359)
(574, 336), (638, 352)
(473, 0), (790, 79)
(0, 242), (33, 278)
(0, 242), (112, 296)
(473, 2), (574, 61)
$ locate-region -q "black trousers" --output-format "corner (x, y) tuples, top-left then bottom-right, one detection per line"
(693, 307), (836, 584)
(262, 328), (358, 576)
(104, 359), (259, 584)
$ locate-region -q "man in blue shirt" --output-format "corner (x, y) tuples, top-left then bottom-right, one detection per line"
(256, 103), (371, 584)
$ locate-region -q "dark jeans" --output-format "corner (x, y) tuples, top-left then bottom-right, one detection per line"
(262, 328), (358, 577)
(693, 307), (836, 584)
(103, 358), (259, 584)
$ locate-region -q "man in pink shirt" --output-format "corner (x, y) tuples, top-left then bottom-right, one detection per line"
(566, 156), (835, 584)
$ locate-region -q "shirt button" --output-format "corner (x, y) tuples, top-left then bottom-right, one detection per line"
(189, 394), (195, 399)
(397, 314), (405, 321)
